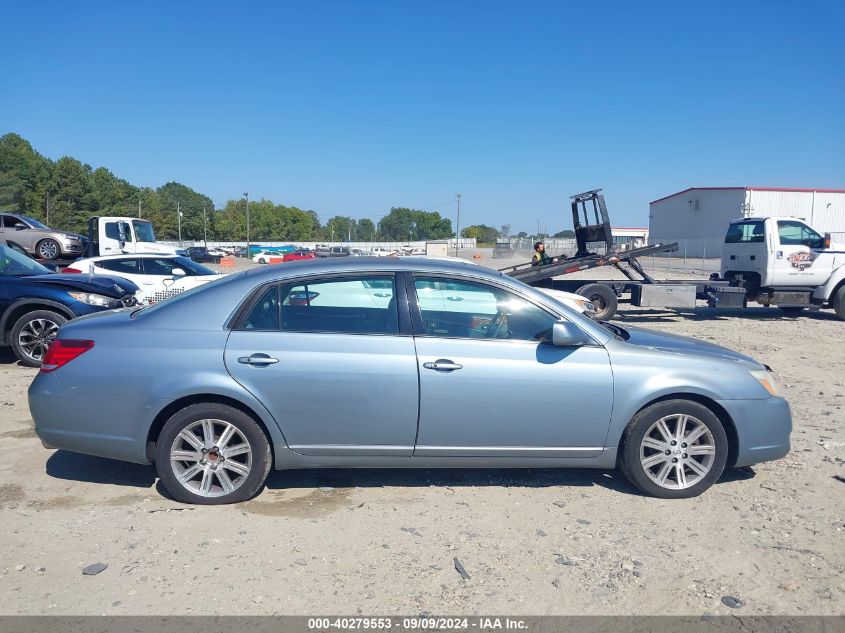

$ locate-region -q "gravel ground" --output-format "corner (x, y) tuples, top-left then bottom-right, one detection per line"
(0, 256), (842, 615)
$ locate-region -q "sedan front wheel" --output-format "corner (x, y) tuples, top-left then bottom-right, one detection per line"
(155, 403), (271, 504)
(620, 399), (728, 499)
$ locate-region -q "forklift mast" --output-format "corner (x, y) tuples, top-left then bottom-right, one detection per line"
(570, 189), (614, 257)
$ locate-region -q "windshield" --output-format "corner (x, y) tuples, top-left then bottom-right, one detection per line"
(0, 244), (53, 276)
(19, 215), (49, 230)
(172, 256), (215, 276)
(133, 220), (157, 243)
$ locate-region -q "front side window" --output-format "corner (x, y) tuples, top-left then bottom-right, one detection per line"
(278, 275), (398, 335)
(104, 222), (121, 240)
(777, 220), (823, 248)
(413, 276), (557, 342)
(724, 221), (765, 243)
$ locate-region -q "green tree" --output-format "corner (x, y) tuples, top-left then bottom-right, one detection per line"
(553, 229), (575, 238)
(378, 207), (453, 241)
(461, 224), (498, 244)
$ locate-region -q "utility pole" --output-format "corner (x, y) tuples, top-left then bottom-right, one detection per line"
(536, 218), (540, 238)
(138, 198), (142, 219)
(46, 194), (50, 225)
(455, 193), (462, 256)
(177, 202), (182, 246)
(203, 204), (208, 248)
(243, 192), (250, 257)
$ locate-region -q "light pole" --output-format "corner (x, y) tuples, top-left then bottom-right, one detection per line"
(177, 202), (183, 246)
(243, 192), (250, 257)
(455, 193), (461, 256)
(203, 204), (208, 248)
(536, 218), (540, 239)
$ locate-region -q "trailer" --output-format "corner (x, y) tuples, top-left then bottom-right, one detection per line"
(499, 190), (844, 321)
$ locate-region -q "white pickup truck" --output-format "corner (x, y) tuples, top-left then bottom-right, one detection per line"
(721, 216), (845, 319)
(84, 216), (185, 258)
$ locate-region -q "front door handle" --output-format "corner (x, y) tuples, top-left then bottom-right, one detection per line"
(238, 353), (279, 366)
(423, 359), (463, 372)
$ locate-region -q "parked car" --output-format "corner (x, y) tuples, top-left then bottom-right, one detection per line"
(368, 247), (396, 257)
(63, 254), (225, 304)
(30, 257), (790, 504)
(184, 246), (221, 264)
(232, 247), (248, 258)
(493, 241), (515, 258)
(0, 213), (86, 260)
(0, 242), (138, 366)
(252, 250), (279, 264)
(282, 250), (316, 262)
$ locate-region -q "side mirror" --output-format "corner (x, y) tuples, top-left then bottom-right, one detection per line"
(14, 224), (27, 231)
(171, 267), (186, 277)
(824, 233), (831, 249)
(552, 320), (588, 347)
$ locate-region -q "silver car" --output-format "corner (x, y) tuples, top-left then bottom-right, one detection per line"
(29, 258), (791, 504)
(0, 213), (86, 260)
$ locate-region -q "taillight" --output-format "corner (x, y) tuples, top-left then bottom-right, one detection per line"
(61, 267), (82, 273)
(41, 339), (94, 373)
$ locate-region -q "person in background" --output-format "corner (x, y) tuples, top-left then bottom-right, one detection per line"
(532, 240), (564, 266)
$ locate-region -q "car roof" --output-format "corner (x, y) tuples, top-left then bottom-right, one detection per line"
(77, 253), (185, 261)
(240, 256), (501, 282)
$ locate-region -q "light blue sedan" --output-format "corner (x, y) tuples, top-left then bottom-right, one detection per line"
(29, 258), (791, 504)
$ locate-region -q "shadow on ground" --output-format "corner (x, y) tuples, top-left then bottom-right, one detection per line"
(46, 449), (755, 500)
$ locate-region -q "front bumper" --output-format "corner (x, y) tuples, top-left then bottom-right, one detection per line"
(718, 396), (792, 467)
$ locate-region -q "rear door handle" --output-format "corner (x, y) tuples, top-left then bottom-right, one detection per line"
(423, 359), (463, 372)
(238, 353), (279, 366)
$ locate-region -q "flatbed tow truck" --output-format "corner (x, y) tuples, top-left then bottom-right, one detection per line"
(499, 190), (845, 321)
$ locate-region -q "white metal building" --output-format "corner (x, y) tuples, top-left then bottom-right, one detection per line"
(648, 187), (845, 257)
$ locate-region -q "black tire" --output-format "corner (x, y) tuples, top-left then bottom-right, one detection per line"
(10, 309), (67, 367)
(36, 238), (61, 260)
(833, 286), (845, 321)
(155, 403), (272, 505)
(778, 306), (805, 316)
(576, 283), (618, 320)
(619, 399), (728, 499)
(257, 258), (266, 264)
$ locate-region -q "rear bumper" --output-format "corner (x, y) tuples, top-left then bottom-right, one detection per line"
(29, 372), (151, 464)
(718, 396), (792, 467)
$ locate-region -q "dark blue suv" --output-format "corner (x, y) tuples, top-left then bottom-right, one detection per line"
(1, 242), (139, 366)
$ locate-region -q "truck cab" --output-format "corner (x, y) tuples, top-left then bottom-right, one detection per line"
(85, 216), (185, 258)
(721, 217), (845, 313)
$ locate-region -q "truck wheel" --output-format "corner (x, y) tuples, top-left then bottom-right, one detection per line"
(37, 239), (61, 260)
(619, 399), (728, 499)
(576, 284), (618, 320)
(834, 286), (845, 321)
(778, 306), (805, 316)
(10, 309), (67, 367)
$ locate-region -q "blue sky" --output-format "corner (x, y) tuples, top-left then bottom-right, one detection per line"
(2, 0), (843, 232)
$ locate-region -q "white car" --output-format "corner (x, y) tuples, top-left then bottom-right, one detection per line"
(64, 254), (226, 304)
(252, 250), (280, 264)
(368, 247), (396, 257)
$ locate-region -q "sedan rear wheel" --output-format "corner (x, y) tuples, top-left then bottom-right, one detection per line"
(155, 403), (271, 504)
(620, 399), (728, 498)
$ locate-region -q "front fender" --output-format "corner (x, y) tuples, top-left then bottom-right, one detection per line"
(814, 264), (845, 302)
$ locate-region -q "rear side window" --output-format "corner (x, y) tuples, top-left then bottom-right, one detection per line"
(243, 286), (280, 330)
(279, 276), (398, 335)
(777, 220), (823, 248)
(725, 221), (765, 243)
(98, 258), (141, 274)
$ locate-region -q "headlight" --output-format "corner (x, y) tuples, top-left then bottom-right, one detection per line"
(749, 369), (778, 396)
(67, 291), (116, 307)
(61, 233), (79, 241)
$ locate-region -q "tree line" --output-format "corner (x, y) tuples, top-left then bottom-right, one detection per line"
(0, 133), (456, 243)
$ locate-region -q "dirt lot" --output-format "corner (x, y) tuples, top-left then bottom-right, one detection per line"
(0, 257), (843, 616)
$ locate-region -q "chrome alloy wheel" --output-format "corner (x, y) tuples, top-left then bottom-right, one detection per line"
(17, 318), (60, 362)
(639, 414), (716, 490)
(169, 419), (253, 498)
(38, 240), (59, 259)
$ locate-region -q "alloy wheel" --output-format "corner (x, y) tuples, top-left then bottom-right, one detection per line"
(639, 413), (716, 490)
(38, 240), (58, 259)
(17, 318), (60, 362)
(169, 419), (253, 498)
